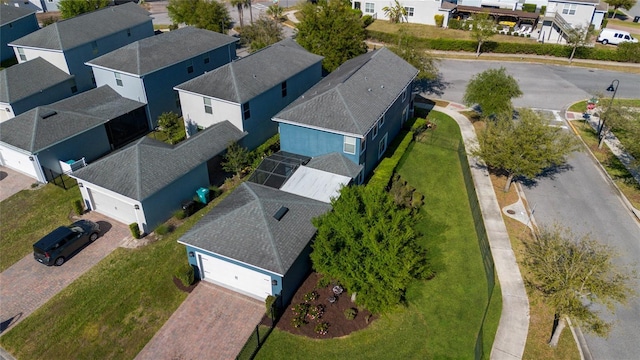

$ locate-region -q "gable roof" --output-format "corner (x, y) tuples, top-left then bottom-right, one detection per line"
(8, 2), (150, 51)
(178, 182), (331, 275)
(305, 152), (363, 179)
(0, 4), (36, 26)
(0, 86), (144, 153)
(273, 47), (418, 137)
(72, 121), (245, 201)
(0, 57), (74, 103)
(174, 38), (323, 104)
(86, 26), (237, 76)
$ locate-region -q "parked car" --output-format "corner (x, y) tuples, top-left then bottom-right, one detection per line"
(597, 29), (639, 45)
(33, 220), (101, 266)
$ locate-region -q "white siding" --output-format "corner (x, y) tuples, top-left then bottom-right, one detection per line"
(0, 104), (14, 122)
(178, 90), (243, 137)
(14, 48), (69, 73)
(79, 182), (146, 230)
(0, 144), (42, 181)
(198, 252), (273, 301)
(355, 0), (447, 26)
(92, 67), (147, 103)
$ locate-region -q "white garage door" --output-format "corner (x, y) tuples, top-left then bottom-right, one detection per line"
(198, 253), (273, 301)
(88, 188), (137, 225)
(0, 145), (39, 179)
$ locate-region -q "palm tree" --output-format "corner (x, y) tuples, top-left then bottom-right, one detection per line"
(267, 5), (284, 22)
(230, 0), (245, 27)
(382, 0), (407, 23)
(244, 0), (254, 24)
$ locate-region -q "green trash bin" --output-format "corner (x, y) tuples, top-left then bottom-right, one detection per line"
(196, 187), (210, 204)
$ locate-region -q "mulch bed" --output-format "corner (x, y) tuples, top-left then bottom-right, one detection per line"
(274, 272), (375, 339)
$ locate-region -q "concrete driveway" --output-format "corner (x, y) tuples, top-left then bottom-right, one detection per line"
(135, 282), (264, 360)
(0, 213), (129, 334)
(0, 167), (35, 202)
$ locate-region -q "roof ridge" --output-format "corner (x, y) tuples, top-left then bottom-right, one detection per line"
(229, 62), (242, 103)
(51, 22), (64, 50)
(134, 145), (143, 199)
(29, 109), (39, 151)
(136, 41), (142, 74)
(248, 184), (285, 273)
(335, 87), (362, 135)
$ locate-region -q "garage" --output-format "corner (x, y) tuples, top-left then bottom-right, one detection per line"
(88, 188), (137, 225)
(198, 252), (273, 301)
(0, 144), (40, 180)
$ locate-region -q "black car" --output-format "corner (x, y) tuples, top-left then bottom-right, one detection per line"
(33, 220), (101, 266)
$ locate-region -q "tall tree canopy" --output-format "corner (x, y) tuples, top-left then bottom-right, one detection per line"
(167, 0), (231, 33)
(463, 67), (523, 117)
(604, 0), (637, 17)
(310, 186), (431, 314)
(524, 225), (636, 347)
(58, 0), (110, 19)
(240, 16), (283, 52)
(389, 29), (438, 81)
(470, 13), (496, 57)
(296, 0), (367, 72)
(473, 108), (580, 191)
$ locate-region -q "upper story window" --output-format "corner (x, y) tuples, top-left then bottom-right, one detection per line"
(379, 115), (385, 129)
(127, 29), (131, 37)
(364, 3), (374, 14)
(203, 54), (210, 64)
(17, 48), (26, 61)
(344, 136), (356, 155)
(562, 4), (577, 15)
(281, 81), (287, 97)
(186, 60), (194, 74)
(70, 80), (78, 94)
(204, 97), (212, 114)
(371, 121), (379, 139)
(91, 41), (98, 55)
(402, 86), (407, 102)
(115, 72), (123, 87)
(404, 7), (414, 17)
(243, 102), (251, 120)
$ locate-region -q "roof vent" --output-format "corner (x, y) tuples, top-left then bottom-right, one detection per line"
(273, 206), (289, 221)
(40, 110), (57, 119)
(381, 85), (384, 89)
(253, 74), (257, 78)
(367, 88), (372, 92)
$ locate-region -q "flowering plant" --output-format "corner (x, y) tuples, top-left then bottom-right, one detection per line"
(307, 304), (325, 320)
(303, 290), (319, 303)
(314, 322), (329, 335)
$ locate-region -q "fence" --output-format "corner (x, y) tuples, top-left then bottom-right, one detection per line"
(43, 168), (77, 190)
(235, 295), (282, 360)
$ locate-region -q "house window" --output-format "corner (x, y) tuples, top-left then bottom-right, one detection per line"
(354, 2), (361, 10)
(243, 102), (251, 120)
(401, 86), (407, 102)
(371, 122), (378, 139)
(404, 7), (414, 17)
(186, 60), (194, 74)
(379, 114), (385, 129)
(378, 133), (388, 159)
(17, 48), (26, 61)
(402, 105), (409, 123)
(203, 54), (210, 64)
(364, 3), (374, 14)
(91, 41), (98, 55)
(281, 81), (287, 97)
(115, 72), (123, 87)
(71, 80), (78, 93)
(204, 97), (212, 114)
(127, 29), (131, 37)
(562, 4), (576, 15)
(344, 136), (356, 155)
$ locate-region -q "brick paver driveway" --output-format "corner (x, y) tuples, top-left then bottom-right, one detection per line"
(135, 282), (264, 360)
(0, 214), (129, 334)
(0, 167), (34, 202)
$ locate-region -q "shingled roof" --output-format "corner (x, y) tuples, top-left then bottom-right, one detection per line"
(273, 47), (418, 137)
(86, 26), (237, 76)
(0, 4), (35, 26)
(305, 152), (363, 179)
(8, 2), (150, 51)
(72, 121), (245, 201)
(0, 86), (144, 153)
(174, 38), (323, 104)
(0, 57), (74, 103)
(178, 182), (330, 275)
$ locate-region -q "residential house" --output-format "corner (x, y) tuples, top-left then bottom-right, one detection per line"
(1, 0), (61, 13)
(9, 2), (154, 92)
(174, 38), (324, 150)
(87, 26), (238, 129)
(352, 0), (455, 27)
(0, 4), (39, 62)
(178, 181), (331, 303)
(540, 0), (607, 43)
(0, 57), (77, 122)
(272, 47), (418, 183)
(72, 121), (245, 234)
(0, 86), (148, 183)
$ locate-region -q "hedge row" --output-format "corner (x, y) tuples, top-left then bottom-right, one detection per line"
(367, 30), (640, 63)
(367, 130), (414, 191)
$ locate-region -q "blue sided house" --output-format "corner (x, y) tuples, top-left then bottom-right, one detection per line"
(0, 4), (38, 62)
(8, 2), (154, 92)
(273, 47), (418, 182)
(174, 38), (323, 150)
(86, 26), (238, 130)
(178, 181), (331, 303)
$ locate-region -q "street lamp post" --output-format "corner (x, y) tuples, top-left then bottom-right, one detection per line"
(597, 79), (619, 149)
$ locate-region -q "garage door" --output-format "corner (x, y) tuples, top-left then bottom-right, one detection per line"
(198, 253), (273, 301)
(88, 188), (137, 225)
(0, 145), (39, 179)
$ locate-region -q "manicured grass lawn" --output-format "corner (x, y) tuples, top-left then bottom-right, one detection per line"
(0, 183), (82, 272)
(255, 112), (501, 359)
(568, 99), (640, 112)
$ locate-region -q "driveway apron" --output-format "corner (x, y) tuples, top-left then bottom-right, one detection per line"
(0, 215), (129, 334)
(0, 167), (34, 202)
(135, 282), (264, 360)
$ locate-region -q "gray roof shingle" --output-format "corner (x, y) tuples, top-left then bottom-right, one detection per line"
(273, 47), (418, 137)
(86, 26), (237, 76)
(8, 2), (150, 51)
(72, 121), (245, 200)
(0, 86), (145, 153)
(0, 57), (74, 103)
(174, 38), (323, 104)
(305, 152), (363, 179)
(0, 4), (36, 25)
(178, 182), (331, 275)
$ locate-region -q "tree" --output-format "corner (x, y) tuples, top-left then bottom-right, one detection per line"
(565, 23), (596, 63)
(221, 142), (250, 177)
(389, 28), (438, 81)
(382, 0), (407, 23)
(310, 186), (431, 314)
(463, 67), (523, 117)
(157, 112), (182, 144)
(58, 0), (110, 19)
(240, 16), (283, 52)
(470, 13), (496, 57)
(230, 0), (246, 27)
(245, 0), (254, 24)
(604, 0), (637, 17)
(168, 0), (231, 33)
(523, 224), (636, 347)
(472, 109), (580, 191)
(296, 0), (367, 72)
(266, 5), (284, 21)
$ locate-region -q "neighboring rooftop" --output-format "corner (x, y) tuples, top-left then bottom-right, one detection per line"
(248, 151), (310, 189)
(178, 182), (331, 275)
(86, 26), (237, 76)
(72, 121), (245, 200)
(305, 152), (363, 179)
(8, 2), (150, 51)
(280, 166), (351, 203)
(0, 4), (36, 26)
(0, 57), (74, 103)
(174, 38), (323, 104)
(0, 86), (144, 152)
(273, 47), (418, 137)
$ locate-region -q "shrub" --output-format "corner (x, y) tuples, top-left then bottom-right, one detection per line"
(155, 224), (170, 236)
(208, 185), (222, 200)
(344, 307), (358, 320)
(434, 14), (444, 27)
(540, 5), (546, 15)
(367, 130), (414, 191)
(291, 316), (306, 328)
(265, 295), (277, 319)
(129, 223), (141, 239)
(175, 263), (194, 286)
(314, 322), (329, 335)
(317, 276), (331, 288)
(249, 134), (280, 169)
(448, 18), (461, 30)
(303, 290), (319, 303)
(72, 199), (83, 216)
(362, 14), (374, 27)
(174, 209), (186, 220)
(522, 3), (537, 12)
(307, 304), (325, 320)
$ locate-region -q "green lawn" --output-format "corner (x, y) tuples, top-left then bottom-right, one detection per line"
(0, 183), (82, 272)
(255, 113), (501, 359)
